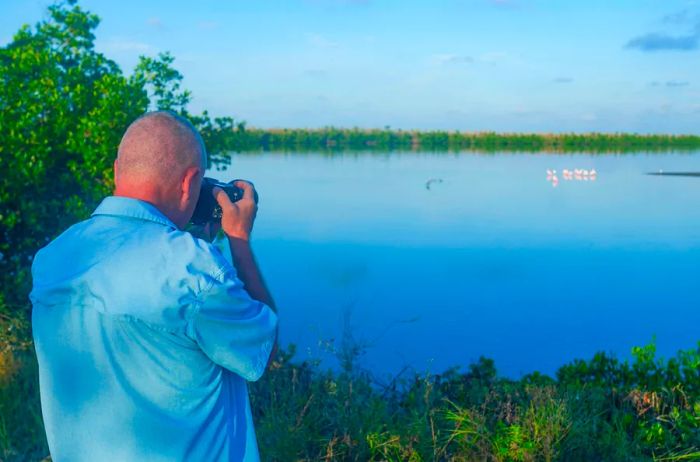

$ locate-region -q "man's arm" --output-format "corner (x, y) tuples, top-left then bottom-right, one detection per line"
(227, 237), (275, 311)
(213, 182), (278, 365)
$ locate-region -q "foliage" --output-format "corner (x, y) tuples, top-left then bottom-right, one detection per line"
(4, 338), (699, 461)
(224, 127), (700, 154)
(0, 0), (243, 340)
(0, 0), (145, 321)
(246, 339), (700, 461)
(0, 350), (44, 461)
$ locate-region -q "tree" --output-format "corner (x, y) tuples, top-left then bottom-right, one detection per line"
(0, 0), (241, 347)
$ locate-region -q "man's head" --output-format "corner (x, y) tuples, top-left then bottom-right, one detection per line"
(114, 111), (207, 229)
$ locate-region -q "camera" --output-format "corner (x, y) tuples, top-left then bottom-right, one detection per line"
(190, 177), (258, 225)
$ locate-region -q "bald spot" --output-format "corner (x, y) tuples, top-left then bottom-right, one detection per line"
(116, 111), (206, 188)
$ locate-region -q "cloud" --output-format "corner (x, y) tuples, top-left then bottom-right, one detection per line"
(305, 33), (339, 49)
(304, 0), (370, 6)
(552, 77), (573, 84)
(625, 32), (698, 51)
(304, 69), (327, 77)
(478, 51), (509, 65)
(147, 17), (163, 28)
(197, 21), (219, 31)
(433, 53), (473, 65)
(626, 8), (700, 52)
(650, 80), (690, 87)
(662, 9), (699, 25)
(488, 0), (518, 8)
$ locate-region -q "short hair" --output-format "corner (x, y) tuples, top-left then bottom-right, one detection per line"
(116, 111), (207, 186)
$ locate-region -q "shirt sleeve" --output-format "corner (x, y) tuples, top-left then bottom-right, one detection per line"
(187, 267), (278, 382)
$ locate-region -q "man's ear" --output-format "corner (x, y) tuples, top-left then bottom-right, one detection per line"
(181, 166), (201, 205)
(113, 159), (119, 186)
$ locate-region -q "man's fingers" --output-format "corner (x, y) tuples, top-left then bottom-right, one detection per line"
(233, 180), (256, 204)
(213, 186), (234, 208)
(213, 181), (256, 240)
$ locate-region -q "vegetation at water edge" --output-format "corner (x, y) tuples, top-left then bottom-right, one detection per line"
(227, 127), (700, 154)
(3, 340), (700, 461)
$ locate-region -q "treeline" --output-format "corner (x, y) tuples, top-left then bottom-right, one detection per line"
(219, 127), (700, 153)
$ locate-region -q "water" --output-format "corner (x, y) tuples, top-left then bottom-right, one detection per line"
(209, 151), (700, 378)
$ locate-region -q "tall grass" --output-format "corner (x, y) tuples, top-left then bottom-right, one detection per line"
(0, 348), (46, 461)
(2, 339), (699, 461)
(248, 340), (700, 461)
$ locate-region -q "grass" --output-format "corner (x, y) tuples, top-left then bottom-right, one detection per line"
(0, 348), (45, 461)
(2, 337), (699, 461)
(249, 340), (700, 461)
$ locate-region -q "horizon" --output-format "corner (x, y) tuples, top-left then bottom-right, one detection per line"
(2, 0), (700, 134)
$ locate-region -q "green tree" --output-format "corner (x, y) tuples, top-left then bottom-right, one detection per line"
(0, 0), (146, 339)
(0, 0), (244, 345)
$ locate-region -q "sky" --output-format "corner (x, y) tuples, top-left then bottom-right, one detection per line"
(2, 0), (700, 133)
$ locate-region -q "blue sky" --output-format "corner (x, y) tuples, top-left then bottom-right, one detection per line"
(2, 0), (700, 133)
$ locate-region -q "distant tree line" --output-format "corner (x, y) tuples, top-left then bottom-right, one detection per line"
(210, 127), (700, 157)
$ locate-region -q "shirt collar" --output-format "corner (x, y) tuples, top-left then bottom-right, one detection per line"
(91, 196), (178, 229)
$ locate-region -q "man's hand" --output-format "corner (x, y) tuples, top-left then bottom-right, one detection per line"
(213, 181), (258, 241)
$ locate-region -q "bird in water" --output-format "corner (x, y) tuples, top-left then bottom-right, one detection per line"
(425, 178), (443, 190)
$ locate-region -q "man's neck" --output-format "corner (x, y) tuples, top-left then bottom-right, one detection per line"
(114, 185), (185, 229)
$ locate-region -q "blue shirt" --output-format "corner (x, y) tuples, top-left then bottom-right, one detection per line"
(30, 196), (278, 461)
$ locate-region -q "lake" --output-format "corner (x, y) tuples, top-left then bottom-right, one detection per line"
(209, 151), (700, 378)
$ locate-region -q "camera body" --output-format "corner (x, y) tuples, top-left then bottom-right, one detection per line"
(190, 177), (257, 225)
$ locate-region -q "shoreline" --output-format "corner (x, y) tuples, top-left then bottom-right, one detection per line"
(210, 127), (700, 156)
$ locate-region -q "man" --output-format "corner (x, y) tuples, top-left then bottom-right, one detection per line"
(30, 111), (278, 461)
